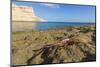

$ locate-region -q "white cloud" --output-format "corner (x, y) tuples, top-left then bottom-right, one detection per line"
(40, 3), (59, 8)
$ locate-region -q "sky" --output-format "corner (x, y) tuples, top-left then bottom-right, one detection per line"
(12, 1), (96, 23)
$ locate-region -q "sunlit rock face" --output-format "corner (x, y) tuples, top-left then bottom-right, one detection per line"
(12, 3), (45, 32)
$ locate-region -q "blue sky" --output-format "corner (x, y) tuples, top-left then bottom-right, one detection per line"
(12, 1), (96, 23)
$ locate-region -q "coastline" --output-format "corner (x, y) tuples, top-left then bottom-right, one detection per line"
(12, 25), (96, 65)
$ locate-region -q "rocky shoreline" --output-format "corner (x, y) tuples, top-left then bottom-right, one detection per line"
(12, 25), (96, 66)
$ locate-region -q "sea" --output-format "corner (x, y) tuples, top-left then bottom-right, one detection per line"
(34, 22), (95, 30)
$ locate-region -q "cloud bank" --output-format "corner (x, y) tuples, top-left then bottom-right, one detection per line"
(40, 3), (60, 8)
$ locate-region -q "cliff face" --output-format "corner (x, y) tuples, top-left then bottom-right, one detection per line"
(12, 3), (45, 32)
(12, 3), (45, 22)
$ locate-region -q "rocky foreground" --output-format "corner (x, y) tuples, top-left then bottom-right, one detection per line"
(12, 25), (96, 66)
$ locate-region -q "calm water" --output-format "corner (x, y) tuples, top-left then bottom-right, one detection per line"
(34, 22), (95, 30)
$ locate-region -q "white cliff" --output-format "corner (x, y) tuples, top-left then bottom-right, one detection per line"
(12, 3), (45, 22)
(12, 3), (45, 31)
